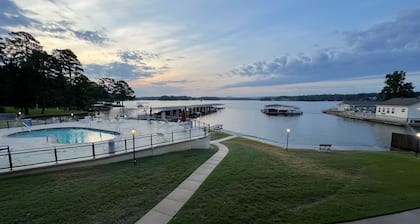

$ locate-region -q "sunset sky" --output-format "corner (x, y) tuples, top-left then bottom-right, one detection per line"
(1, 0), (420, 97)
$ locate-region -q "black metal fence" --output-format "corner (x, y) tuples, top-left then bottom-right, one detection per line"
(0, 115), (83, 129)
(390, 132), (419, 153)
(0, 126), (209, 173)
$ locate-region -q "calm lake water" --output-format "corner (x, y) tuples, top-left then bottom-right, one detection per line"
(123, 100), (417, 150)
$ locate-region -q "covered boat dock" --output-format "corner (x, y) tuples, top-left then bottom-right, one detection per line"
(139, 104), (224, 121)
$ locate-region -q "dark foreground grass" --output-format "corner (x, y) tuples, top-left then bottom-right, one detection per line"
(0, 147), (216, 224)
(172, 137), (420, 224)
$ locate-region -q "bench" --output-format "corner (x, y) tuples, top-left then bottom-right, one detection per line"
(319, 144), (332, 152)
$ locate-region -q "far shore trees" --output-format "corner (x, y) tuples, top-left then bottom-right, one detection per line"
(380, 70), (415, 100)
(0, 31), (135, 115)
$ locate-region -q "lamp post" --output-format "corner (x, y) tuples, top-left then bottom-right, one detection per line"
(286, 128), (291, 151)
(131, 129), (136, 164)
(70, 112), (74, 120)
(416, 133), (420, 157)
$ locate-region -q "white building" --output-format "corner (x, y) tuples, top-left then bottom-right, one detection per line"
(338, 101), (376, 113)
(375, 98), (420, 124)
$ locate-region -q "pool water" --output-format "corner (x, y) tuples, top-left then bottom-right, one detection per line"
(9, 128), (119, 144)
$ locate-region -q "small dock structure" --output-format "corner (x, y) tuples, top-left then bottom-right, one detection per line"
(139, 103), (224, 121)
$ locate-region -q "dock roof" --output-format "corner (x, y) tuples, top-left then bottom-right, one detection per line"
(341, 101), (377, 106)
(376, 98), (420, 106)
(149, 103), (224, 112)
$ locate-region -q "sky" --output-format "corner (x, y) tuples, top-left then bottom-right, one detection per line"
(1, 0), (420, 97)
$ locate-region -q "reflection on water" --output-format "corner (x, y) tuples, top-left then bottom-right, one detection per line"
(119, 100), (415, 150)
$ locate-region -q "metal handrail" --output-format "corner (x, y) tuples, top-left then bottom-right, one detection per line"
(0, 124), (211, 173)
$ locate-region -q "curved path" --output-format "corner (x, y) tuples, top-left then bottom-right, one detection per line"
(338, 208), (420, 224)
(136, 136), (235, 224)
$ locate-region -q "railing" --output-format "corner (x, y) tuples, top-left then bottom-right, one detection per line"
(0, 125), (210, 173)
(0, 116), (83, 129)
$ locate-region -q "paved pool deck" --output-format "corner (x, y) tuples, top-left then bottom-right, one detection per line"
(0, 119), (191, 150)
(0, 119), (206, 173)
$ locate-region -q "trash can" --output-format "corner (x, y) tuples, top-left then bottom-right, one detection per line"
(108, 140), (115, 154)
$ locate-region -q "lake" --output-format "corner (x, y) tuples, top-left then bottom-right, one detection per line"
(122, 100), (417, 150)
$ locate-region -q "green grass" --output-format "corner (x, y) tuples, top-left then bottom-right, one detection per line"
(1, 106), (85, 117)
(0, 147), (217, 224)
(171, 137), (420, 224)
(210, 131), (231, 141)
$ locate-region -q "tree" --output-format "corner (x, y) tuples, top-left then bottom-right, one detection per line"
(0, 37), (5, 65)
(97, 77), (135, 102)
(380, 70), (415, 100)
(52, 49), (84, 108)
(3, 32), (43, 115)
(114, 80), (135, 101)
(0, 31), (136, 112)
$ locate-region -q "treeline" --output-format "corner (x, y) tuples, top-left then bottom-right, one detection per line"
(138, 94), (383, 101)
(260, 93), (380, 101)
(0, 32), (135, 115)
(137, 96), (256, 101)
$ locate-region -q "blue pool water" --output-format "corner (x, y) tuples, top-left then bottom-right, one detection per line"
(9, 127), (119, 144)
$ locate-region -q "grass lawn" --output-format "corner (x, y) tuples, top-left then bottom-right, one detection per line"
(0, 147), (217, 224)
(210, 131), (231, 141)
(171, 137), (420, 224)
(1, 106), (86, 117)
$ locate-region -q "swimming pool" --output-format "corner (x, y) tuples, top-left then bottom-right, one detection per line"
(9, 127), (120, 144)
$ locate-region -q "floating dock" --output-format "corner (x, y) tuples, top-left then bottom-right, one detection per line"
(138, 104), (224, 121)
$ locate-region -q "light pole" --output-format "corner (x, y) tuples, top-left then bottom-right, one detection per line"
(286, 128), (291, 151)
(131, 129), (136, 164)
(416, 133), (420, 157)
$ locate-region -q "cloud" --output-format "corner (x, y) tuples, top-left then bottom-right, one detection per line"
(344, 9), (420, 52)
(118, 50), (160, 63)
(151, 80), (188, 86)
(0, 0), (40, 34)
(72, 30), (107, 44)
(0, 0), (108, 44)
(225, 9), (420, 89)
(85, 62), (157, 80)
(85, 49), (170, 80)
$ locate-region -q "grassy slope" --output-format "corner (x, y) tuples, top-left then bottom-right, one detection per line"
(172, 137), (420, 224)
(0, 147), (216, 224)
(210, 131), (231, 141)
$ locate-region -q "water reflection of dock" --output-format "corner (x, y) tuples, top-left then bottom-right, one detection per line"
(138, 104), (224, 121)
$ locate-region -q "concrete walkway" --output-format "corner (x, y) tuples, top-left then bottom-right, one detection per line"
(339, 208), (420, 224)
(135, 136), (235, 224)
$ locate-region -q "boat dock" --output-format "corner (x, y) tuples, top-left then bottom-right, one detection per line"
(138, 103), (224, 121)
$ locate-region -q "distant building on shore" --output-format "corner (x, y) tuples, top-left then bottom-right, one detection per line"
(327, 97), (420, 126)
(337, 101), (377, 113)
(375, 98), (420, 125)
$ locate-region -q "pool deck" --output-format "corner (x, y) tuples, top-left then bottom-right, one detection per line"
(0, 119), (187, 151)
(0, 118), (207, 174)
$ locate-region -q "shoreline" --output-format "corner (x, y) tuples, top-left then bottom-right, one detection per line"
(322, 109), (408, 126)
(220, 129), (389, 151)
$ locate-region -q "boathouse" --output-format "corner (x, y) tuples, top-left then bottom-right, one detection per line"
(338, 101), (377, 113)
(375, 98), (420, 125)
(138, 104), (224, 121)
